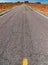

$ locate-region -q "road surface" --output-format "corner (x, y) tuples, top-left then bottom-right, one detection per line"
(0, 4), (48, 65)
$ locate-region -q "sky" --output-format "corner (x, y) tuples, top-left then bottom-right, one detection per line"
(0, 0), (48, 4)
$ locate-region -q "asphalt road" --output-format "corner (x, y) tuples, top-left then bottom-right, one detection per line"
(0, 4), (48, 65)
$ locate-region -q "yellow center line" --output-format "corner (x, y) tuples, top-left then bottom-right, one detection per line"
(22, 10), (27, 14)
(23, 11), (26, 14)
(23, 58), (28, 65)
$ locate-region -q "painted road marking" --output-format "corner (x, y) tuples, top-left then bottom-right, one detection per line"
(27, 6), (48, 19)
(23, 58), (28, 65)
(23, 11), (26, 14)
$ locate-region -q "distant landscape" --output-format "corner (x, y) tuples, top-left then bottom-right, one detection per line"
(0, 2), (48, 16)
(0, 2), (22, 13)
(27, 3), (48, 16)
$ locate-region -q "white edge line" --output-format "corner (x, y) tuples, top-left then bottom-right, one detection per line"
(0, 6), (17, 16)
(27, 6), (48, 19)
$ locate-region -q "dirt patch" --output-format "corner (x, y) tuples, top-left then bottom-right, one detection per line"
(0, 3), (22, 13)
(27, 3), (48, 16)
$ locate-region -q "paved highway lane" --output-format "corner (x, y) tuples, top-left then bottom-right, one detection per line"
(0, 4), (48, 65)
